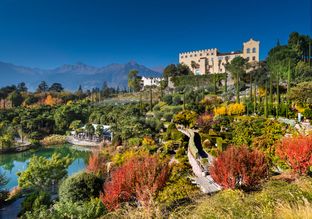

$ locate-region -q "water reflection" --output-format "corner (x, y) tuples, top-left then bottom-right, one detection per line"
(0, 144), (90, 190)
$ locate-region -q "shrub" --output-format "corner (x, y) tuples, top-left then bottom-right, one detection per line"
(173, 110), (198, 128)
(214, 106), (227, 116)
(101, 155), (170, 210)
(172, 178), (312, 219)
(172, 95), (182, 105)
(17, 153), (72, 191)
(127, 137), (142, 147)
(210, 146), (269, 189)
(303, 108), (312, 120)
(19, 191), (51, 216)
(142, 136), (158, 153)
(196, 112), (214, 132)
(227, 103), (246, 116)
(162, 94), (173, 105)
(153, 105), (161, 111)
(59, 172), (103, 202)
(163, 112), (173, 122)
(40, 134), (66, 146)
(156, 177), (198, 207)
(23, 198), (106, 219)
(86, 152), (107, 176)
(163, 140), (180, 154)
(276, 134), (312, 175)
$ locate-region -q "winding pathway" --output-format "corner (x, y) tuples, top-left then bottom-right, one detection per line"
(177, 126), (221, 194)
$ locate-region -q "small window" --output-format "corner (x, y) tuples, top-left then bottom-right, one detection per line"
(185, 55), (188, 58)
(247, 48), (250, 53)
(211, 53), (213, 55)
(194, 54), (197, 57)
(181, 56), (183, 58)
(252, 47), (256, 53)
(190, 55), (193, 57)
(246, 57), (250, 61)
(252, 56), (256, 61)
(207, 53), (209, 56)
(200, 53), (202, 56)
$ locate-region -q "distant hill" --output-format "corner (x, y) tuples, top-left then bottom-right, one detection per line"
(0, 61), (162, 91)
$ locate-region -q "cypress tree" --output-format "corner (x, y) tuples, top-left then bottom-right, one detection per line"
(224, 73), (228, 94)
(265, 80), (268, 118)
(276, 71), (280, 117)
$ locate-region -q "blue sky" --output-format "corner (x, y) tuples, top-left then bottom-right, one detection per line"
(0, 0), (310, 69)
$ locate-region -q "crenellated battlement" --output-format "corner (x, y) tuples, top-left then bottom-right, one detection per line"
(179, 48), (217, 56)
(178, 38), (259, 75)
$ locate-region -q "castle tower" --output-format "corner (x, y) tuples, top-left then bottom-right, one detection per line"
(242, 38), (260, 62)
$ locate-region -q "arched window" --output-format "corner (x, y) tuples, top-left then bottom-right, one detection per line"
(247, 48), (250, 53)
(252, 47), (256, 53)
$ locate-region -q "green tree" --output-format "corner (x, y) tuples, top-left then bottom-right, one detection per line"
(225, 57), (249, 103)
(95, 125), (104, 138)
(163, 64), (178, 78)
(191, 61), (199, 73)
(8, 90), (23, 107)
(69, 120), (82, 131)
(128, 70), (141, 92)
(17, 153), (72, 191)
(0, 172), (8, 206)
(177, 63), (192, 76)
(59, 172), (102, 202)
(17, 82), (28, 92)
(288, 81), (312, 105)
(85, 123), (95, 139)
(36, 81), (48, 93)
(49, 83), (64, 93)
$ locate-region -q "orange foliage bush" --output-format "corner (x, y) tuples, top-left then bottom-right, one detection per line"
(276, 134), (312, 175)
(44, 94), (62, 106)
(210, 146), (268, 189)
(86, 152), (107, 176)
(100, 155), (170, 210)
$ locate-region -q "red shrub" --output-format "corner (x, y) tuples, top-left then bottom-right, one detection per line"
(101, 155), (170, 210)
(210, 146), (268, 189)
(196, 112), (214, 131)
(276, 134), (312, 175)
(86, 152), (106, 176)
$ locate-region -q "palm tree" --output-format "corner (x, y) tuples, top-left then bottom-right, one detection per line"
(85, 124), (95, 140)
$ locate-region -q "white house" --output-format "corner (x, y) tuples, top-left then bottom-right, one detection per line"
(141, 76), (163, 89)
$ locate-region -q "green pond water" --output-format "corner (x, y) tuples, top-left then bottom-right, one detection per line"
(0, 144), (91, 190)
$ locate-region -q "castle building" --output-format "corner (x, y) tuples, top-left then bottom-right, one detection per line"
(179, 39), (260, 75)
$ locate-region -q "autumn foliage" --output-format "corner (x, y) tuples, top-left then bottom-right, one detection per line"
(276, 134), (312, 175)
(210, 146), (268, 189)
(44, 94), (62, 106)
(86, 152), (107, 176)
(100, 155), (170, 210)
(196, 112), (214, 131)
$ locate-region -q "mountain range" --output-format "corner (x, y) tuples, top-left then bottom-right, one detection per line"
(0, 60), (163, 91)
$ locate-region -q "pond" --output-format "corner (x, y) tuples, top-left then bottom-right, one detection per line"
(0, 144), (91, 190)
